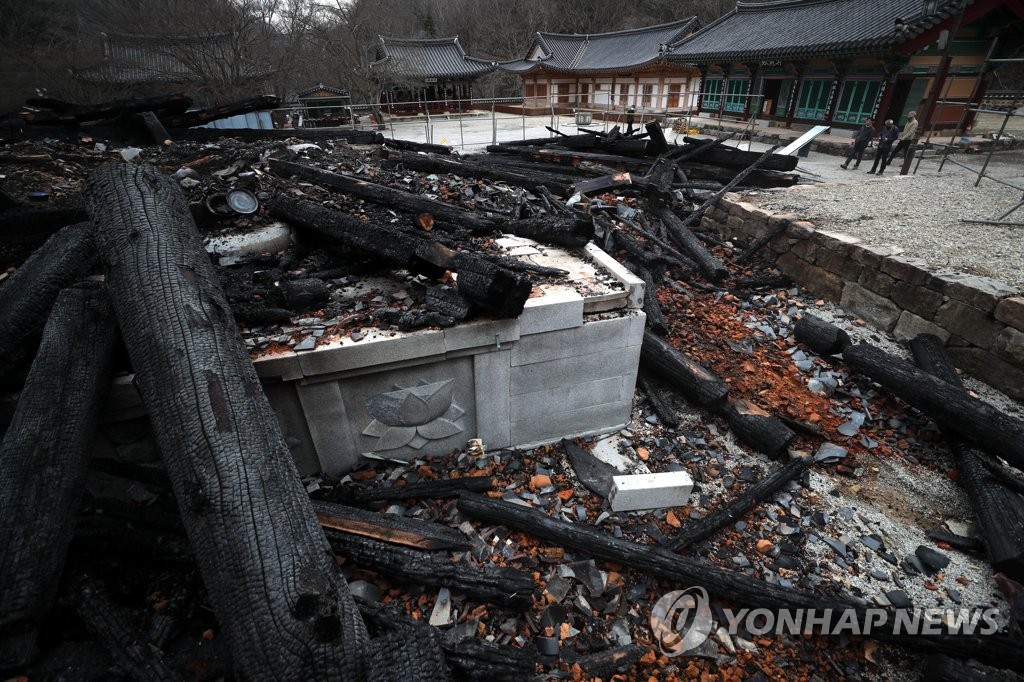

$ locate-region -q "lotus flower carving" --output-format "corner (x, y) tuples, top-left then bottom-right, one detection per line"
(362, 379), (465, 451)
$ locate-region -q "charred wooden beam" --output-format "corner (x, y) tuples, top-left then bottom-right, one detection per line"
(637, 372), (680, 428)
(843, 342), (1024, 471)
(270, 159), (502, 234)
(679, 137), (799, 171)
(343, 476), (492, 504)
(910, 333), (1024, 581)
(268, 196), (531, 317)
(676, 144), (784, 232)
(503, 214), (594, 248)
(312, 499), (471, 551)
(74, 577), (181, 682)
(442, 636), (537, 681)
(640, 330), (729, 410)
(0, 284), (117, 669)
(456, 494), (1024, 669)
(0, 222), (98, 385)
(654, 203), (729, 282)
(380, 148), (572, 196)
(665, 455), (812, 551)
(160, 94), (279, 128)
(628, 261), (667, 335)
(22, 93), (192, 125)
(485, 145), (652, 173)
(724, 399), (796, 458)
(644, 121), (669, 156)
(325, 531), (533, 609)
(85, 162), (369, 680)
(136, 111), (172, 145)
(794, 314), (853, 356)
(674, 163), (800, 189)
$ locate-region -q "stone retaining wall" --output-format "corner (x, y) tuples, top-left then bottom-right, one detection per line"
(702, 196), (1024, 400)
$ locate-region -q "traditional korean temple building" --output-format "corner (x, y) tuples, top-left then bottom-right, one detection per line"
(667, 0), (1024, 132)
(371, 36), (496, 113)
(498, 18), (702, 115)
(76, 32), (270, 105)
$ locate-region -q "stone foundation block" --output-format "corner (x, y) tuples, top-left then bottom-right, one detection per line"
(947, 347), (1024, 401)
(992, 327), (1024, 365)
(934, 299), (1002, 349)
(996, 297), (1024, 332)
(891, 282), (945, 319)
(892, 311), (951, 343)
(840, 283), (901, 332)
(879, 256), (932, 286)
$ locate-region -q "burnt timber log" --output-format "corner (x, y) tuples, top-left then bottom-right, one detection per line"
(359, 605), (449, 682)
(677, 162), (800, 189)
(679, 137), (799, 171)
(637, 373), (680, 428)
(343, 476), (492, 504)
(269, 159), (503, 234)
(84, 163), (369, 680)
(654, 204), (728, 282)
(644, 121), (669, 156)
(794, 314), (853, 356)
(910, 334), (1024, 581)
(640, 330), (729, 410)
(325, 531), (533, 609)
(0, 221), (98, 385)
(503, 214), (595, 248)
(380, 148), (572, 197)
(0, 284), (117, 669)
(312, 499), (471, 551)
(159, 94), (280, 128)
(628, 261), (667, 335)
(724, 399), (796, 458)
(21, 93), (192, 126)
(268, 196), (531, 317)
(136, 111), (172, 145)
(665, 455), (812, 551)
(843, 343), (1024, 471)
(676, 144), (784, 232)
(485, 145), (653, 174)
(457, 494), (1024, 669)
(442, 636), (537, 681)
(74, 578), (181, 682)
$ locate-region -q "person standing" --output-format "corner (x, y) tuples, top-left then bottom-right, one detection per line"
(886, 111), (918, 165)
(841, 117), (874, 169)
(867, 119), (900, 175)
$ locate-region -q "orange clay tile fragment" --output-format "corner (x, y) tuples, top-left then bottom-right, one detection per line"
(530, 474), (552, 490)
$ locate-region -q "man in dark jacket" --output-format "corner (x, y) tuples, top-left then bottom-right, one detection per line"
(867, 119), (900, 175)
(841, 117), (874, 169)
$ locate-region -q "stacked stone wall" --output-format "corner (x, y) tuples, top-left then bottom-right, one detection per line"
(703, 196), (1024, 400)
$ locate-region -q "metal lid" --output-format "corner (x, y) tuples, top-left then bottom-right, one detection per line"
(226, 189), (259, 214)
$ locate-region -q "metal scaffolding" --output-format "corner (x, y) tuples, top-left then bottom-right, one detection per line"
(913, 47), (1024, 227)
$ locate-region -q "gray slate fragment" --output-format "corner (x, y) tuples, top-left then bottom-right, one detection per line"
(915, 545), (951, 574)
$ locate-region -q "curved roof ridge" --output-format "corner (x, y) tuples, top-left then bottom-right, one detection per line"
(536, 16), (698, 40)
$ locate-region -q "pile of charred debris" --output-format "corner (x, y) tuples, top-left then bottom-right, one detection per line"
(3, 94), (1024, 681)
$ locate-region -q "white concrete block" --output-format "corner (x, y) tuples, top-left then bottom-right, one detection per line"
(519, 286), (584, 335)
(609, 471), (694, 512)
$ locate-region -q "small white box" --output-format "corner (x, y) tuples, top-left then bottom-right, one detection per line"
(609, 471), (694, 512)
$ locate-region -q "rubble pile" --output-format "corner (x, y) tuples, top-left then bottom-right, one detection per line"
(2, 97), (1024, 681)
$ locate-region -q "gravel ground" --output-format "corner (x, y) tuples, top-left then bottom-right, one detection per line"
(731, 146), (1024, 290)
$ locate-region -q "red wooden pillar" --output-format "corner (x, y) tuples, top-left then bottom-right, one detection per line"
(785, 63), (806, 128)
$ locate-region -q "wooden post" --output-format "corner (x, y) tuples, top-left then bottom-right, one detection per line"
(85, 163), (369, 680)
